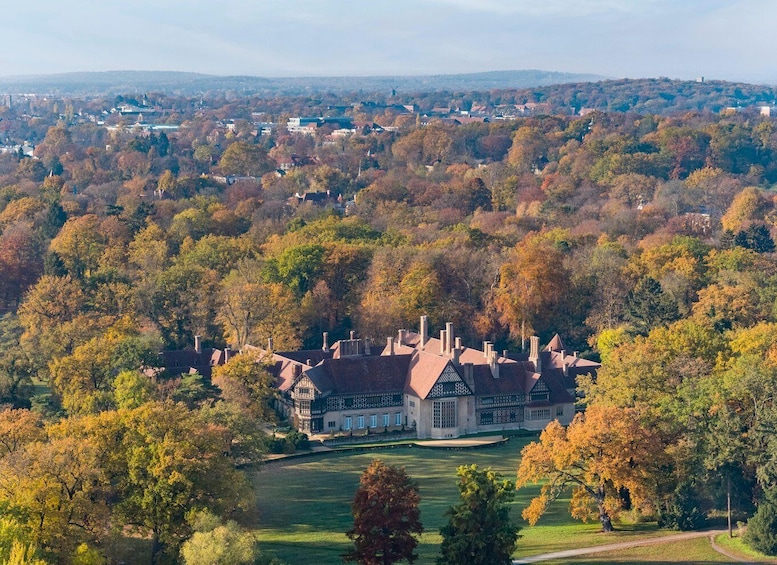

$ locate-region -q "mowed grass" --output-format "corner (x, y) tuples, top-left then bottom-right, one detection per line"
(540, 537), (731, 564)
(714, 533), (777, 563)
(251, 435), (666, 564)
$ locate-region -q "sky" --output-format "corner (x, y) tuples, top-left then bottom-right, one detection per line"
(1, 0), (775, 83)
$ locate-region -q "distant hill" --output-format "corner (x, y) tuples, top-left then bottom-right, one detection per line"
(499, 77), (777, 115)
(0, 69), (604, 96)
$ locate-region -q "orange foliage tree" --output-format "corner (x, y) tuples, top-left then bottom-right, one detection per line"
(516, 404), (664, 532)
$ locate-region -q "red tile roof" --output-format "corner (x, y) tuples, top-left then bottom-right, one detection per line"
(405, 351), (454, 398)
(304, 354), (412, 396)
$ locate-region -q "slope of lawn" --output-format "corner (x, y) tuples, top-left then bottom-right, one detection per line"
(251, 435), (667, 564)
(713, 533), (777, 563)
(539, 537), (730, 564)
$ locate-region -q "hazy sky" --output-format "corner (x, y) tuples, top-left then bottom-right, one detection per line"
(1, 0), (774, 82)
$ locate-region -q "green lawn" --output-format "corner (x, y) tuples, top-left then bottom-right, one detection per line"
(252, 436), (667, 564)
(540, 537), (731, 564)
(713, 532), (777, 563)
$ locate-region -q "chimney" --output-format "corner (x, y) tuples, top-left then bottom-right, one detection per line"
(350, 330), (356, 340)
(224, 347), (233, 362)
(398, 329), (406, 345)
(322, 332), (329, 352)
(560, 350), (566, 365)
(440, 330), (447, 355)
(364, 339), (371, 355)
(563, 361), (569, 377)
(574, 351), (578, 358)
(463, 362), (474, 388)
(503, 349), (508, 359)
(387, 337), (394, 355)
(306, 358), (312, 366)
(194, 335), (202, 354)
(292, 363), (301, 378)
(455, 337), (462, 351)
(529, 336), (541, 373)
(483, 341), (489, 358)
(446, 322), (454, 355)
(453, 346), (461, 366)
(489, 350), (500, 379)
(268, 337), (274, 351)
(420, 315), (428, 348)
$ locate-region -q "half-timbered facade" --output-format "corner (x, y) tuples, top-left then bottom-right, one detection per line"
(265, 317), (599, 439)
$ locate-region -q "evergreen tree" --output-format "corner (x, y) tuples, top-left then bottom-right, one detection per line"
(745, 489), (777, 556)
(747, 224), (776, 253)
(625, 276), (680, 335)
(734, 224), (776, 253)
(438, 465), (520, 565)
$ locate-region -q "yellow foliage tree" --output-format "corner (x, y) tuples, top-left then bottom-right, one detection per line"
(721, 186), (768, 233)
(517, 405), (664, 531)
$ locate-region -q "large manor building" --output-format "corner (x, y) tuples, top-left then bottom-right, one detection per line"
(261, 316), (599, 439)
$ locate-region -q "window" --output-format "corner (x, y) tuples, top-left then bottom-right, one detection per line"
(369, 414), (377, 428)
(344, 398), (354, 408)
(395, 412), (402, 426)
(409, 400), (415, 408)
(357, 415), (365, 429)
(383, 413), (390, 427)
(433, 400), (457, 428)
(298, 387), (310, 395)
(442, 382), (456, 394)
(530, 408), (551, 421)
(556, 406), (564, 417)
(327, 421), (336, 429)
(392, 394), (402, 404)
(344, 416), (352, 430)
(480, 411), (493, 425)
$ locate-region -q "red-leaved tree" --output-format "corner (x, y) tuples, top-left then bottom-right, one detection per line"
(345, 460), (423, 565)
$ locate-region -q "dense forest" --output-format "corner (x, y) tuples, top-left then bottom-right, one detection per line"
(3, 80), (777, 562)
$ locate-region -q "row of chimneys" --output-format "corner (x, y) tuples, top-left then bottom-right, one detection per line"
(194, 335), (234, 362)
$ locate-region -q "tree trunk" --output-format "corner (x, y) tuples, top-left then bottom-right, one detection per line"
(150, 529), (162, 565)
(727, 474), (732, 538)
(598, 500), (613, 532)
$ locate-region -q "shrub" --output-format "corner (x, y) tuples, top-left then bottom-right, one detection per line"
(744, 492), (777, 555)
(658, 482), (707, 531)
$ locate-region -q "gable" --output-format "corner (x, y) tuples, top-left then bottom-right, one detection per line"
(292, 374), (320, 396)
(426, 363), (473, 399)
(528, 378), (550, 401)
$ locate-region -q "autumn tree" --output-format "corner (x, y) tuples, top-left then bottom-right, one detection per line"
(0, 409), (44, 456)
(507, 126), (550, 173)
(345, 460), (423, 565)
(0, 434), (105, 556)
(438, 465), (519, 565)
(721, 186), (769, 233)
(493, 231), (572, 340)
(218, 262), (302, 350)
(49, 215), (106, 280)
(179, 513), (257, 565)
(48, 319), (160, 414)
(517, 405), (664, 531)
(211, 353), (277, 421)
(0, 223), (43, 308)
(144, 263), (221, 348)
(103, 403), (252, 564)
(218, 141), (273, 177)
